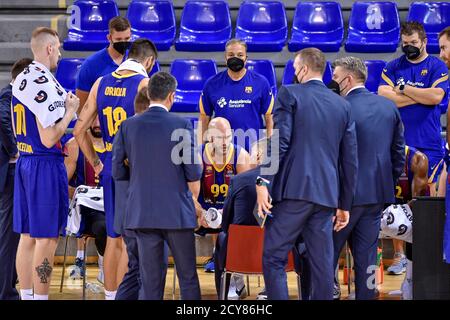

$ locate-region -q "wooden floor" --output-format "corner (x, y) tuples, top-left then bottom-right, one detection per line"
(50, 265), (403, 300)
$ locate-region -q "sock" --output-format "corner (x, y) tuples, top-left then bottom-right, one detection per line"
(33, 294), (48, 300)
(76, 250), (85, 260)
(97, 254), (104, 269)
(104, 289), (117, 300)
(20, 289), (33, 300)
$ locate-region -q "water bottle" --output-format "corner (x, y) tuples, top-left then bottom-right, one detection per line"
(203, 207), (222, 229)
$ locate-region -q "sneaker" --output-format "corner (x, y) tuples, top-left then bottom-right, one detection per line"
(387, 253), (407, 275)
(256, 289), (268, 300)
(69, 258), (85, 279)
(333, 283), (341, 300)
(203, 257), (215, 273)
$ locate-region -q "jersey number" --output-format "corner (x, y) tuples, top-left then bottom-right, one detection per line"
(103, 106), (127, 136)
(395, 186), (403, 199)
(14, 104), (26, 136)
(211, 184), (229, 198)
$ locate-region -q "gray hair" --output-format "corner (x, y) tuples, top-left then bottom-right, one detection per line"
(225, 38), (247, 51)
(332, 57), (368, 83)
(148, 71), (177, 101)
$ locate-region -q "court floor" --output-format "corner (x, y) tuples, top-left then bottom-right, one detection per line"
(50, 265), (403, 300)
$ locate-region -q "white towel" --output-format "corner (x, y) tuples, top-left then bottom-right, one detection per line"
(12, 61), (72, 128)
(67, 185), (104, 236)
(380, 204), (413, 243)
(115, 59), (149, 78)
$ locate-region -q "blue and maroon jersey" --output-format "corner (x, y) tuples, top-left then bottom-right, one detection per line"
(198, 143), (242, 210)
(69, 145), (107, 188)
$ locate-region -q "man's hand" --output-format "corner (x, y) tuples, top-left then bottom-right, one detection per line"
(198, 211), (209, 228)
(256, 185), (273, 219)
(333, 209), (350, 232)
(393, 85), (401, 94)
(65, 91), (80, 114)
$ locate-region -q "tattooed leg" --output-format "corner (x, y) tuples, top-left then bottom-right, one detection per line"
(35, 258), (53, 283)
(33, 238), (58, 295)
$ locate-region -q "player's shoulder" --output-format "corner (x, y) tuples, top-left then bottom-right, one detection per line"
(426, 55), (448, 69)
(84, 48), (108, 64)
(204, 70), (227, 88)
(385, 56), (404, 69)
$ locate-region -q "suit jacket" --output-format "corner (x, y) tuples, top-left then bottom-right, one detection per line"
(221, 167), (260, 233)
(0, 84), (17, 192)
(346, 87), (405, 206)
(266, 80), (358, 211)
(112, 107), (202, 229)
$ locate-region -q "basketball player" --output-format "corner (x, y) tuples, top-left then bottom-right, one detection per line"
(73, 38), (157, 300)
(64, 116), (107, 283)
(12, 27), (79, 300)
(197, 117), (251, 298)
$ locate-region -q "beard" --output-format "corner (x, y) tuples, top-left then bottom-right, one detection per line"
(90, 127), (102, 138)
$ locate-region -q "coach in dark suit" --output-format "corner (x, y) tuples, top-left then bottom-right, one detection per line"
(256, 48), (358, 300)
(331, 57), (405, 300)
(0, 58), (32, 300)
(112, 71), (202, 300)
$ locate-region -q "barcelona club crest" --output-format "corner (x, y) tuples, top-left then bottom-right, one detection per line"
(421, 69), (428, 76)
(245, 86), (253, 94)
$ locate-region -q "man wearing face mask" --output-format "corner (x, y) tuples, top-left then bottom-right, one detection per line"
(74, 38), (157, 300)
(12, 27), (80, 300)
(76, 17), (132, 114)
(379, 22), (449, 278)
(256, 48), (358, 300)
(379, 22), (448, 196)
(331, 57), (405, 300)
(199, 39), (274, 152)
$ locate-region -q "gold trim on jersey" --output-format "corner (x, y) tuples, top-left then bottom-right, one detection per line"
(93, 145), (106, 154)
(205, 143), (235, 173)
(428, 158), (443, 184)
(112, 72), (139, 79)
(431, 75), (449, 88)
(266, 93), (274, 115)
(381, 72), (395, 87)
(199, 95), (206, 115)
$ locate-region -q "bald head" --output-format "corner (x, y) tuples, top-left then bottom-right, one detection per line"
(30, 27), (61, 71)
(208, 117), (233, 156)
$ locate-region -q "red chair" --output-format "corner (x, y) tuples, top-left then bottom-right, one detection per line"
(220, 224), (302, 300)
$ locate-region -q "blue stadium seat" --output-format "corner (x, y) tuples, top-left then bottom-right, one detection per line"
(246, 60), (278, 97)
(55, 58), (85, 93)
(170, 59), (218, 112)
(364, 60), (386, 93)
(63, 0), (119, 51)
(148, 61), (161, 77)
(235, 1), (287, 52)
(127, 0), (176, 51)
(345, 2), (400, 53)
(175, 1), (232, 52)
(288, 2), (344, 52)
(282, 60), (332, 85)
(408, 2), (450, 54)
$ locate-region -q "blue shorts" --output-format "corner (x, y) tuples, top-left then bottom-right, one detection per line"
(101, 174), (121, 238)
(419, 149), (444, 184)
(13, 155), (68, 238)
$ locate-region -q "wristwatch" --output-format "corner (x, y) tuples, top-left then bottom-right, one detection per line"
(256, 176), (270, 187)
(399, 83), (406, 94)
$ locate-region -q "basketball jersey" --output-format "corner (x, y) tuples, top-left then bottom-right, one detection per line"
(69, 145), (107, 188)
(396, 145), (419, 203)
(96, 71), (146, 173)
(11, 96), (64, 156)
(198, 143), (241, 210)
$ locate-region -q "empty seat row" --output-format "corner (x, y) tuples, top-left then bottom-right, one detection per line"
(56, 58), (387, 113)
(63, 1), (450, 53)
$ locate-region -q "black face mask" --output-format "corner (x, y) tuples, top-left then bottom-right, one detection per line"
(327, 80), (341, 95)
(402, 45), (421, 60)
(113, 41), (131, 55)
(227, 57), (245, 72)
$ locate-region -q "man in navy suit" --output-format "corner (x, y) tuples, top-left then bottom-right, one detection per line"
(256, 48), (358, 300)
(112, 72), (202, 300)
(0, 58), (33, 300)
(331, 57), (405, 300)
